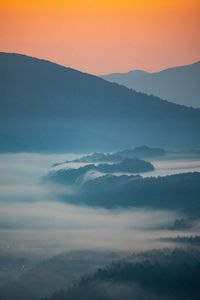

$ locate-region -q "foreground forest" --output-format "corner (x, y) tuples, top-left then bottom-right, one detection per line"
(45, 248), (200, 300)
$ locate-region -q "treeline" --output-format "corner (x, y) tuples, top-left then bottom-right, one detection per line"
(57, 172), (200, 215)
(44, 248), (200, 300)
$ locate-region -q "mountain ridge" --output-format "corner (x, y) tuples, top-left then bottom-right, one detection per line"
(102, 60), (200, 77)
(1, 52), (200, 152)
(101, 61), (200, 108)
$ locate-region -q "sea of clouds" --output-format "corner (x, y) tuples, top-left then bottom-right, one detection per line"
(0, 153), (198, 258)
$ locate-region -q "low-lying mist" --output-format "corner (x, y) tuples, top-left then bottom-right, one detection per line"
(0, 200), (184, 256)
(0, 153), (199, 258)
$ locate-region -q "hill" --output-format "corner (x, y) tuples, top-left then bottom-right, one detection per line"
(48, 158), (153, 184)
(101, 61), (200, 108)
(0, 250), (123, 300)
(45, 248), (200, 300)
(47, 170), (200, 218)
(52, 146), (165, 166)
(1, 53), (200, 152)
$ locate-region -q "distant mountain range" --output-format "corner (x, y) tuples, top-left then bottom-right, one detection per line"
(101, 61), (200, 108)
(1, 53), (200, 152)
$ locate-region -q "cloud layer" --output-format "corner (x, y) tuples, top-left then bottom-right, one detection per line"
(0, 153), (198, 258)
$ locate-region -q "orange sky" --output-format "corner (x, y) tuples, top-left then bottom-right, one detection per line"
(0, 0), (200, 74)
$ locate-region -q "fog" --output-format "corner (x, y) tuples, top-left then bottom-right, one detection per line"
(0, 153), (199, 258)
(142, 156), (200, 177)
(0, 201), (185, 256)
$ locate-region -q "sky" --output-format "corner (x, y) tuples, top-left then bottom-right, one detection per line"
(0, 0), (200, 74)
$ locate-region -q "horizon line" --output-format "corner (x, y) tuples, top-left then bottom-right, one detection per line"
(1, 50), (199, 76)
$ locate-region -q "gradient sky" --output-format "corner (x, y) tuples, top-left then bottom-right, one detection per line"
(0, 0), (200, 74)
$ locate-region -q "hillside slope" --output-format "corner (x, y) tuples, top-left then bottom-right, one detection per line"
(1, 53), (200, 152)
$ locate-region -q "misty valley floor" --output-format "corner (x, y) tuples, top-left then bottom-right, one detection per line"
(0, 152), (200, 300)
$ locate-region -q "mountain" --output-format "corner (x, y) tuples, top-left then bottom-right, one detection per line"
(101, 61), (200, 108)
(1, 53), (200, 152)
